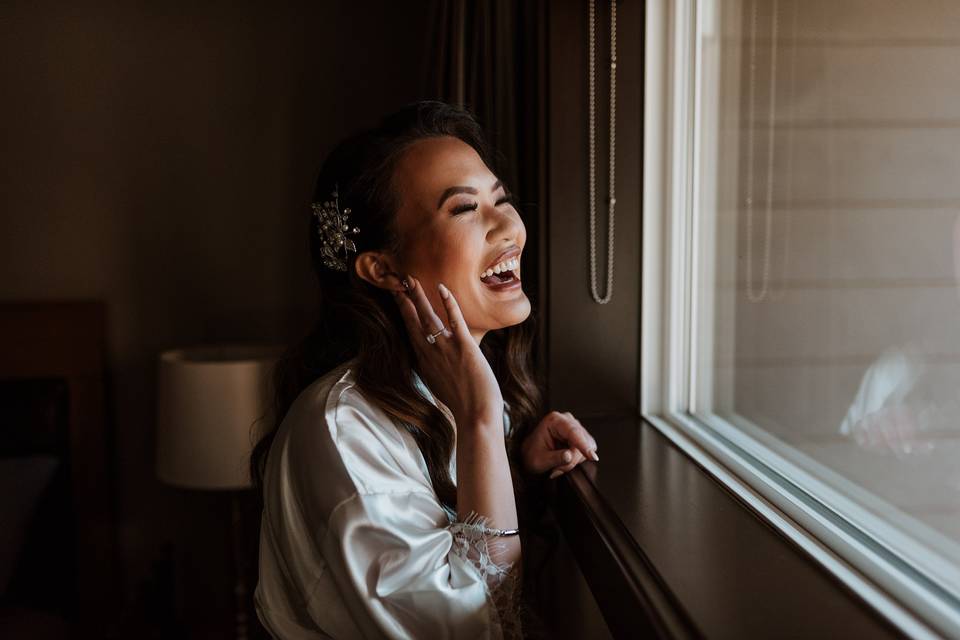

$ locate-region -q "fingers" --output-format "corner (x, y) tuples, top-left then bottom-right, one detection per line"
(550, 411), (599, 462)
(437, 282), (469, 341)
(888, 406), (918, 456)
(544, 447), (575, 470)
(393, 287), (424, 337)
(852, 409), (935, 457)
(879, 417), (908, 458)
(548, 448), (586, 479)
(404, 275), (446, 337)
(543, 411), (600, 480)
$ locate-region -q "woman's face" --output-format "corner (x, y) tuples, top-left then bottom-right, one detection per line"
(365, 135), (530, 344)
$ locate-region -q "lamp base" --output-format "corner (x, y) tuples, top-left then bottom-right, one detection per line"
(231, 492), (249, 640)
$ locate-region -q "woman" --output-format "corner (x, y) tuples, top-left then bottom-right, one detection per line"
(251, 100), (599, 639)
(839, 210), (960, 457)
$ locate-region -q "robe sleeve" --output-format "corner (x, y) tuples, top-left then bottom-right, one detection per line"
(305, 390), (522, 640)
(839, 346), (919, 436)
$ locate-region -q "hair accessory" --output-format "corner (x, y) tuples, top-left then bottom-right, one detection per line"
(311, 182), (360, 272)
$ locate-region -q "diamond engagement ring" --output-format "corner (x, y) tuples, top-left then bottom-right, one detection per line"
(425, 327), (446, 344)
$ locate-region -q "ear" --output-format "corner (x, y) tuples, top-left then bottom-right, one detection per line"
(354, 251), (404, 291)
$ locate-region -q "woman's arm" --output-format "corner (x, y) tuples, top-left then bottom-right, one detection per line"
(450, 414), (523, 640)
(393, 275), (521, 556)
(454, 415), (521, 563)
(392, 277), (524, 636)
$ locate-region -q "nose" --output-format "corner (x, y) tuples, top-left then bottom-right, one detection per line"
(484, 199), (525, 244)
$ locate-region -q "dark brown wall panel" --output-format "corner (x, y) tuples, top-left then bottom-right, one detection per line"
(546, 0), (644, 417)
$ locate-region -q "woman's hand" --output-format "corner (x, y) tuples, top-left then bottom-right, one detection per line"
(520, 411), (599, 479)
(392, 275), (504, 429)
(850, 405), (935, 457)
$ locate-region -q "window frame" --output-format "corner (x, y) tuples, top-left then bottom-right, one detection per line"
(640, 1), (960, 637)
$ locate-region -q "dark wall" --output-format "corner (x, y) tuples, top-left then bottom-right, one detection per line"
(0, 0), (640, 634)
(0, 0), (430, 633)
(529, 2), (645, 638)
(546, 0), (644, 417)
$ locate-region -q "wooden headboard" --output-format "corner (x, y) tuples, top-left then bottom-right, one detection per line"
(0, 300), (117, 633)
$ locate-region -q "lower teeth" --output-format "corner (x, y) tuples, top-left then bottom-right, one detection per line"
(483, 272), (513, 284)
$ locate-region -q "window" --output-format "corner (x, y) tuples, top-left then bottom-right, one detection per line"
(642, 0), (960, 636)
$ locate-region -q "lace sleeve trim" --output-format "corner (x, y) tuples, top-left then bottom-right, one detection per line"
(447, 510), (523, 640)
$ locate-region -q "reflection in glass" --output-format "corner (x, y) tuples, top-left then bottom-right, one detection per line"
(695, 0), (960, 592)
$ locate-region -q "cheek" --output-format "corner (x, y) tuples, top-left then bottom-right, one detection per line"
(434, 227), (483, 278)
(407, 225), (469, 274)
(434, 247), (473, 278)
(516, 214), (527, 242)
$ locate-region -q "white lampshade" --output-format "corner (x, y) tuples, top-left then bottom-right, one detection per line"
(156, 344), (283, 490)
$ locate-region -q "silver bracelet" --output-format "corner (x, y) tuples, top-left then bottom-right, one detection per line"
(489, 526), (520, 537)
(453, 510), (521, 537)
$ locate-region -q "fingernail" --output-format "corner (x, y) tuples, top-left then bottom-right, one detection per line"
(561, 450), (573, 464)
(590, 450), (599, 462)
(549, 469), (563, 480)
(438, 283), (449, 299)
(407, 275), (416, 290)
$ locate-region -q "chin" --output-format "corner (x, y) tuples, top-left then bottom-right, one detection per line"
(495, 295), (532, 329)
(467, 282), (532, 330)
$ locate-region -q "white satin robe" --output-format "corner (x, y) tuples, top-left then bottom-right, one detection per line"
(254, 358), (520, 640)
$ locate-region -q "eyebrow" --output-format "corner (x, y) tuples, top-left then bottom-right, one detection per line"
(436, 179), (504, 211)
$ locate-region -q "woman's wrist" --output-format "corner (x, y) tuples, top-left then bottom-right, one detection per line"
(453, 411), (506, 437)
(455, 415), (520, 541)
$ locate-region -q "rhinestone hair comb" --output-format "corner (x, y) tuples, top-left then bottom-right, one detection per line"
(311, 182), (360, 272)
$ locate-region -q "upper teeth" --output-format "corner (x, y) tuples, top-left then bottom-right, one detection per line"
(480, 257), (520, 279)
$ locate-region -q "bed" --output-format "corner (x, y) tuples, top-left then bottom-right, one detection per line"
(0, 300), (117, 637)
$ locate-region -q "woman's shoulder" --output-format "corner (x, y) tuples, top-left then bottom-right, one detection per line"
(281, 358), (385, 450)
(279, 358), (432, 496)
(285, 359), (354, 413)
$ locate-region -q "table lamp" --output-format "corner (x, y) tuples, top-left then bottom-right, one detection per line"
(156, 344), (283, 640)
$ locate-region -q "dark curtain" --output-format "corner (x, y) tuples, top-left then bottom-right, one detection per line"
(420, 0), (549, 368)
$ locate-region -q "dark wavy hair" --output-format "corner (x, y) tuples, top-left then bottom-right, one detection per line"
(249, 100), (543, 515)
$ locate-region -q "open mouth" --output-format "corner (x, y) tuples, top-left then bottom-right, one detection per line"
(479, 254), (521, 290)
(480, 270), (518, 285)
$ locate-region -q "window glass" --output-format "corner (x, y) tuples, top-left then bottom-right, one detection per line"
(696, 0), (960, 587)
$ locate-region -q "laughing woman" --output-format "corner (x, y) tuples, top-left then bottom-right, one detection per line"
(250, 100), (599, 640)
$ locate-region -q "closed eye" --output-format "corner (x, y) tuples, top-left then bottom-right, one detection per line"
(452, 193), (515, 215)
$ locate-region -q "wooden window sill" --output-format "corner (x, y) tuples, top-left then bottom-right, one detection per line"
(551, 415), (906, 639)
